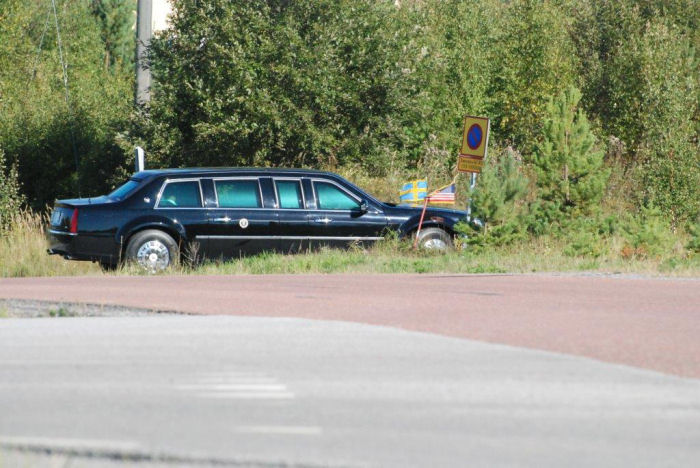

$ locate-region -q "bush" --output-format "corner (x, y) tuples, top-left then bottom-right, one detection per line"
(456, 147), (528, 246)
(686, 219), (700, 254)
(0, 148), (25, 233)
(620, 207), (676, 259)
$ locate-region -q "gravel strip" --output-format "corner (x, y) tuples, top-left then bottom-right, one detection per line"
(0, 298), (183, 318)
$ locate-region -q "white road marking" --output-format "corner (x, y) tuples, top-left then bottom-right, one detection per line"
(196, 392), (295, 399)
(176, 384), (288, 391)
(234, 426), (322, 435)
(178, 372), (296, 400)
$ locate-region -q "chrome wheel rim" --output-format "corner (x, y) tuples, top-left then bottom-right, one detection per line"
(422, 237), (448, 250)
(136, 240), (170, 271)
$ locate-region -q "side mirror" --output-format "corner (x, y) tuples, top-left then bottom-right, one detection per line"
(359, 200), (369, 213)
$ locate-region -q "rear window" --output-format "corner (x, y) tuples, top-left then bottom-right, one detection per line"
(215, 179), (262, 208)
(158, 181), (202, 208)
(275, 180), (303, 209)
(108, 179), (141, 200)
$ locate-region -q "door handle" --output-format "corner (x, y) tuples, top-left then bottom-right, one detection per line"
(313, 217), (332, 224)
(213, 216), (232, 223)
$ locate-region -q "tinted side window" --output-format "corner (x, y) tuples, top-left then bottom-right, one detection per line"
(314, 181), (360, 210)
(215, 179), (262, 208)
(275, 180), (303, 209)
(159, 181), (202, 208)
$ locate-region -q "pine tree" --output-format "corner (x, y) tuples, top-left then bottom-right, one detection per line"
(534, 86), (609, 217)
(91, 0), (136, 70)
(463, 148), (528, 245)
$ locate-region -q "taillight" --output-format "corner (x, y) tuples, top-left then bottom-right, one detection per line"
(69, 208), (79, 234)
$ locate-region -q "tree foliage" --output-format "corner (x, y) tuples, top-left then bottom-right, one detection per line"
(0, 0), (696, 234)
(0, 148), (25, 233)
(458, 148), (529, 245)
(0, 0), (132, 208)
(91, 0), (136, 69)
(534, 86), (609, 219)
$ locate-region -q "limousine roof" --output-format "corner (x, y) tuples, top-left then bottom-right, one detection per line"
(135, 167), (335, 178)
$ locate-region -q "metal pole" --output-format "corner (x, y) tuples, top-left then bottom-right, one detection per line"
(136, 0), (153, 104)
(413, 197), (429, 249)
(467, 172), (477, 222)
(135, 146), (145, 172)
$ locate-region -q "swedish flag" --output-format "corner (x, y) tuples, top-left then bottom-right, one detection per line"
(399, 179), (428, 205)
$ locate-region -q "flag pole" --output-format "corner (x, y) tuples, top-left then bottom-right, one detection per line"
(413, 196), (429, 249)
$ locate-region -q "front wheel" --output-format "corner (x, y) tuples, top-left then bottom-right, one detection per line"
(415, 227), (453, 251)
(125, 229), (179, 272)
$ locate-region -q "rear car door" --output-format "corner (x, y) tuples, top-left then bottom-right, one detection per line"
(154, 178), (209, 260)
(204, 177), (278, 258)
(272, 177), (311, 252)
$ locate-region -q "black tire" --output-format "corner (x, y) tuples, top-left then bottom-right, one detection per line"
(416, 227), (453, 251)
(125, 229), (179, 272)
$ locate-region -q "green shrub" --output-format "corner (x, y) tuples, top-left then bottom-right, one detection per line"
(456, 147), (528, 246)
(0, 148), (25, 233)
(620, 207), (675, 258)
(561, 217), (613, 258)
(686, 219), (700, 254)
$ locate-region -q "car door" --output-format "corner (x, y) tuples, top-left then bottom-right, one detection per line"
(270, 177), (312, 253)
(307, 178), (387, 248)
(205, 177), (278, 258)
(154, 178), (210, 261)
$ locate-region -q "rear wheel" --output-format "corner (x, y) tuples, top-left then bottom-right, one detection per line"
(125, 230), (179, 272)
(415, 227), (453, 251)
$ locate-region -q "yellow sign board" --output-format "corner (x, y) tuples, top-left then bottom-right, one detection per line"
(459, 115), (490, 159)
(458, 155), (484, 173)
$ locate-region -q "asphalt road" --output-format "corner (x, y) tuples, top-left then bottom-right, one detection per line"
(1, 273), (699, 466)
(0, 274), (698, 377)
(2, 315), (700, 467)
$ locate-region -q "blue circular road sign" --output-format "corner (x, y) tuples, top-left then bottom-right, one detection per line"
(467, 124), (483, 151)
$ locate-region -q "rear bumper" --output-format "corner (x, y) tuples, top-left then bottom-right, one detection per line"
(46, 229), (120, 263)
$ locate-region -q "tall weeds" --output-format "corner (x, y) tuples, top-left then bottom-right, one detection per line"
(0, 211), (98, 277)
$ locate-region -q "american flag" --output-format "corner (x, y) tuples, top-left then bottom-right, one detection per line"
(426, 183), (456, 204)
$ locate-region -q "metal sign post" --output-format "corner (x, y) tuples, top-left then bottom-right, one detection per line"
(466, 172), (477, 222)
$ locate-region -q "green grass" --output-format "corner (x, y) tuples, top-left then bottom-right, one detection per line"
(1, 211), (698, 278)
(156, 234), (699, 277)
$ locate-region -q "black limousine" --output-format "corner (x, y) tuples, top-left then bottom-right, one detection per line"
(48, 168), (468, 271)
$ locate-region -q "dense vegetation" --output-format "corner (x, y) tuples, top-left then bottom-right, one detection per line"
(0, 0), (134, 207)
(0, 0), (698, 272)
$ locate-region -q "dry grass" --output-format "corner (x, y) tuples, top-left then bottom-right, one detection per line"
(0, 211), (98, 278)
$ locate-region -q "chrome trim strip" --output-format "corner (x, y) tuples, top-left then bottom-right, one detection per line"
(196, 235), (384, 241)
(48, 229), (77, 237)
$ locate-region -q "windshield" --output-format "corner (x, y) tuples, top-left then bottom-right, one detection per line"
(107, 179), (141, 200)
